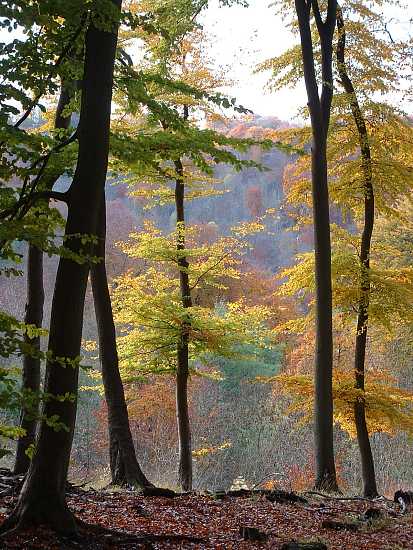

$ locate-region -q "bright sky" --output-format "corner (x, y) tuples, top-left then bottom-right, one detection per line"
(201, 0), (306, 121)
(0, 2), (411, 122)
(202, 0), (413, 121)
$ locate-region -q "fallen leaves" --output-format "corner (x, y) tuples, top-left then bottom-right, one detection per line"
(0, 486), (411, 549)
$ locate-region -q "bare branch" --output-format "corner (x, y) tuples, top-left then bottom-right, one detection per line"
(25, 190), (69, 205)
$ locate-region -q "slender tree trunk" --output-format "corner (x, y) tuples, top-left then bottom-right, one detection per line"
(91, 197), (153, 489)
(14, 85), (72, 475)
(1, 4), (121, 534)
(336, 6), (378, 498)
(295, 0), (338, 491)
(174, 155), (193, 492)
(14, 246), (44, 474)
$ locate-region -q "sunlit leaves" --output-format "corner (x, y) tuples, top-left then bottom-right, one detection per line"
(277, 226), (413, 334)
(112, 223), (277, 379)
(269, 369), (413, 439)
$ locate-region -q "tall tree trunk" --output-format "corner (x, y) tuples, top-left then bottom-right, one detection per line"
(14, 85), (72, 475)
(91, 197), (153, 489)
(336, 6), (378, 498)
(1, 4), (121, 534)
(295, 0), (338, 491)
(174, 155), (193, 492)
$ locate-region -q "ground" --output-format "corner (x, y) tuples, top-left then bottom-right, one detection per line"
(0, 487), (412, 549)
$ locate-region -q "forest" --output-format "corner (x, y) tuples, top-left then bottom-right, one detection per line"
(0, 0), (412, 548)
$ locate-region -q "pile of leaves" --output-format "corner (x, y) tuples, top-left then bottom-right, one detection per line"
(0, 483), (412, 549)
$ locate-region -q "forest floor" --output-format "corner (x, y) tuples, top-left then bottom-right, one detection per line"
(0, 485), (412, 549)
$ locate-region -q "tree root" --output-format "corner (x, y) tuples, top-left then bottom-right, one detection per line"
(140, 486), (177, 498)
(0, 500), (78, 538)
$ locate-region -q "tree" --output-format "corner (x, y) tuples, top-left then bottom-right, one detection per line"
(293, 0), (338, 491)
(174, 155), (194, 491)
(260, 0), (412, 493)
(110, 0), (278, 490)
(335, 4), (377, 497)
(1, 0), (153, 492)
(0, 2), (83, 470)
(91, 196), (153, 488)
(1, 0), (122, 534)
(112, 224), (277, 488)
(271, 221), (413, 478)
(14, 83), (74, 475)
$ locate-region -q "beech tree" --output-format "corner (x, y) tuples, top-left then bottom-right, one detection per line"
(258, 0), (339, 489)
(0, 1), (154, 490)
(91, 196), (153, 488)
(1, 0), (122, 534)
(109, 0), (279, 490)
(291, 0), (338, 491)
(260, 0), (413, 493)
(335, 4), (377, 498)
(261, 0), (412, 496)
(111, 129), (274, 493)
(112, 223), (278, 483)
(14, 84), (75, 475)
(0, 1), (81, 470)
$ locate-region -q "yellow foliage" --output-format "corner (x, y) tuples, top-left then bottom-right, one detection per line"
(112, 223), (278, 379)
(81, 340), (97, 352)
(231, 221), (265, 237)
(192, 441), (231, 459)
(276, 228), (413, 335)
(265, 369), (413, 439)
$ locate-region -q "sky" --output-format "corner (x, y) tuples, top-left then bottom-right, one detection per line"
(202, 0), (413, 122)
(201, 0), (306, 121)
(0, 2), (411, 123)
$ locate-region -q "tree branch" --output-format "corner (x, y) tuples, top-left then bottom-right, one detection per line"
(312, 0), (324, 33)
(10, 22), (86, 132)
(325, 0), (338, 34)
(0, 129), (78, 221)
(189, 253), (230, 291)
(319, 0), (337, 134)
(26, 190), (69, 205)
(295, 0), (323, 131)
(118, 48), (133, 67)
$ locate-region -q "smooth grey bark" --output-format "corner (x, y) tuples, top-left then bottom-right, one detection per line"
(336, 6), (378, 498)
(1, 3), (121, 533)
(295, 0), (338, 491)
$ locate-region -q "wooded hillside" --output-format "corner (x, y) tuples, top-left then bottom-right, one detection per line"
(0, 0), (412, 548)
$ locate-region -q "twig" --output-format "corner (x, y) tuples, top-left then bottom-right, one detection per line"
(0, 129), (77, 221)
(9, 23), (85, 132)
(189, 253), (230, 291)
